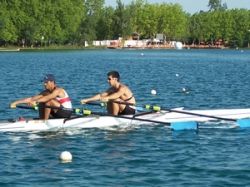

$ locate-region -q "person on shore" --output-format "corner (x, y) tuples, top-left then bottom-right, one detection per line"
(80, 71), (136, 115)
(10, 74), (72, 120)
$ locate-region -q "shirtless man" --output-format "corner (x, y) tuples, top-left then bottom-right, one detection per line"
(80, 71), (136, 115)
(10, 74), (72, 120)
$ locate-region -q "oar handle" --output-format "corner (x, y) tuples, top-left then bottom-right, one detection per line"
(16, 104), (82, 114)
(16, 105), (38, 110)
(44, 106), (93, 116)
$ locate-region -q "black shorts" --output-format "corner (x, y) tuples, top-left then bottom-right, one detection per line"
(118, 105), (135, 115)
(51, 109), (72, 118)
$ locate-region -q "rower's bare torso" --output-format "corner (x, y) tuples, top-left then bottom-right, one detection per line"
(108, 83), (135, 104)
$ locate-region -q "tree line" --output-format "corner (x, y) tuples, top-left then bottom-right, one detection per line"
(0, 0), (250, 48)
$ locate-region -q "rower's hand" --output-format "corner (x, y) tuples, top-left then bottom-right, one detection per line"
(10, 102), (17, 109)
(28, 101), (37, 107)
(80, 99), (88, 105)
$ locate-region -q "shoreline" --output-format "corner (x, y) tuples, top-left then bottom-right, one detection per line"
(0, 45), (249, 52)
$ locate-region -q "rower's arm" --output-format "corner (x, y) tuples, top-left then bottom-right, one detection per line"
(10, 94), (43, 108)
(36, 89), (60, 103)
(80, 91), (110, 104)
(31, 94), (44, 101)
(103, 87), (124, 100)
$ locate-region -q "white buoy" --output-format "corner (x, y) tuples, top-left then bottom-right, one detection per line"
(175, 42), (183, 50)
(182, 87), (190, 94)
(151, 89), (157, 95)
(60, 151), (72, 162)
(141, 53), (144, 56)
(175, 73), (179, 77)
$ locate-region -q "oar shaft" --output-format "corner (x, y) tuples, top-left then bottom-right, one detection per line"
(167, 108), (236, 122)
(90, 111), (171, 125)
(83, 101), (238, 122)
(147, 104), (237, 122)
(69, 111), (197, 130)
(111, 102), (237, 122)
(16, 105), (76, 113)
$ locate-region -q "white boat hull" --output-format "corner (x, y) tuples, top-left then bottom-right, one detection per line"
(1, 108), (250, 132)
(0, 115), (156, 132)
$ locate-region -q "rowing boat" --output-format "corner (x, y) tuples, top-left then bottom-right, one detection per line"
(0, 113), (171, 132)
(1, 107), (250, 132)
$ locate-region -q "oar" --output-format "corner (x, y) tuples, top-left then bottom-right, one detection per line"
(80, 103), (197, 130)
(14, 105), (91, 124)
(15, 104), (81, 113)
(16, 105), (39, 110)
(75, 109), (198, 131)
(92, 101), (250, 128)
(16, 104), (197, 130)
(28, 101), (195, 130)
(136, 104), (250, 128)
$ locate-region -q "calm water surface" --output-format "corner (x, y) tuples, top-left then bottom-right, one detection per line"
(0, 49), (250, 186)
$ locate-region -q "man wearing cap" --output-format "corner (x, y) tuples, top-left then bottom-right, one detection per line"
(10, 74), (72, 120)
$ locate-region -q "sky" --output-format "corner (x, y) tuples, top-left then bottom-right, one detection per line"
(105, 0), (250, 14)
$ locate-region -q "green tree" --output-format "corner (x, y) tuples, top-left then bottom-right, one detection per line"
(189, 12), (208, 44)
(1, 0), (250, 48)
(0, 0), (85, 46)
(136, 3), (158, 39)
(0, 1), (18, 44)
(80, 0), (104, 44)
(230, 9), (250, 47)
(208, 0), (222, 11)
(127, 0), (146, 37)
(112, 0), (133, 39)
(157, 3), (188, 41)
(54, 0), (85, 44)
(208, 0), (227, 11)
(96, 7), (115, 40)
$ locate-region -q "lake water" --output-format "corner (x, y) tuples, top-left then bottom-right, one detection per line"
(0, 49), (250, 186)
